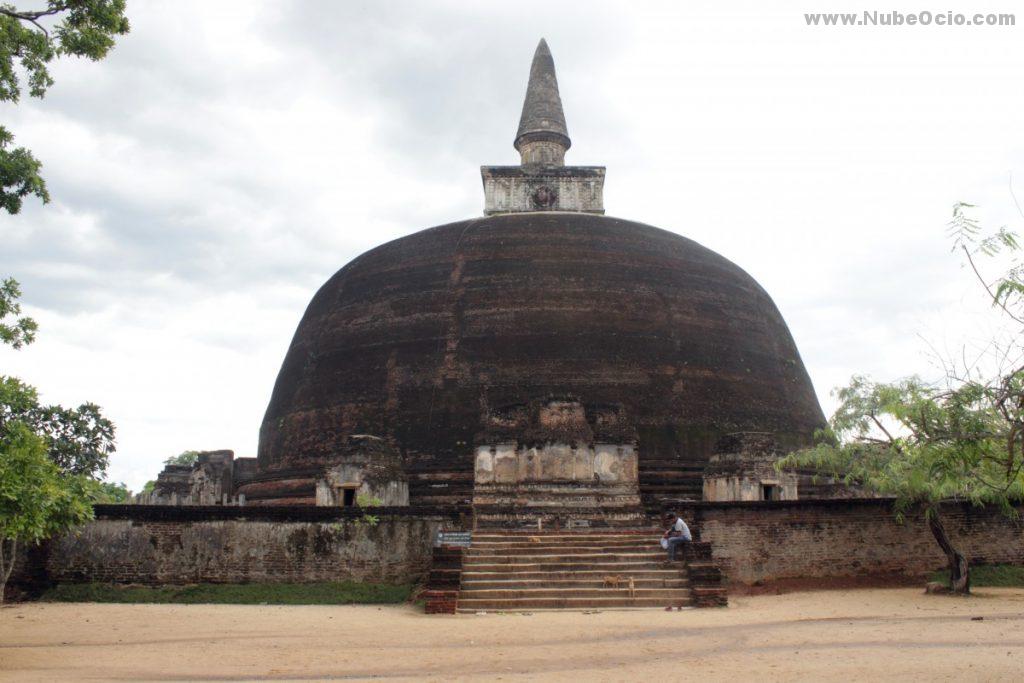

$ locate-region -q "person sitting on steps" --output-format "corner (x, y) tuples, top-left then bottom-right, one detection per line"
(662, 511), (692, 562)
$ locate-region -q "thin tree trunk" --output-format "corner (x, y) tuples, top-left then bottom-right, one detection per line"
(927, 507), (970, 594)
(0, 538), (15, 605)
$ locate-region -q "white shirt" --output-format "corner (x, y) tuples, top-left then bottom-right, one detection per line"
(672, 518), (692, 541)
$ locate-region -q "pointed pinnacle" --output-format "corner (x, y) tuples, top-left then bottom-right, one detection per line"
(515, 38), (571, 152)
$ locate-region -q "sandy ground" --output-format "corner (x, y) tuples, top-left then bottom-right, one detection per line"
(1, 588), (1023, 681)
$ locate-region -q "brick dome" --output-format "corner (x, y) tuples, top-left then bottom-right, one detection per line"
(240, 213), (824, 504)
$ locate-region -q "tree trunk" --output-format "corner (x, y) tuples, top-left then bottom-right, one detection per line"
(927, 508), (970, 594)
(0, 538), (16, 605)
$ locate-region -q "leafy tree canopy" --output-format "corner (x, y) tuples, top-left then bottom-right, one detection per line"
(94, 479), (128, 502)
(782, 373), (1024, 514)
(0, 278), (38, 349)
(0, 420), (95, 600)
(0, 374), (115, 478)
(164, 450), (200, 467)
(0, 1), (129, 213)
(779, 202), (1024, 593)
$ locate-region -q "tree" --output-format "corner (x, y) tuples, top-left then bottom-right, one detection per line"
(0, 421), (94, 602)
(0, 278), (38, 348)
(779, 203), (1024, 594)
(0, 1), (129, 214)
(164, 450), (200, 467)
(94, 480), (128, 503)
(0, 375), (115, 478)
(0, 4), (126, 600)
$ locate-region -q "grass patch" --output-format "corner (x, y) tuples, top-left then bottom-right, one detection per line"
(929, 564), (1024, 588)
(40, 581), (413, 605)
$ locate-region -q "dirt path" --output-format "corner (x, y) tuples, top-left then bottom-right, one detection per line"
(2, 588), (1023, 681)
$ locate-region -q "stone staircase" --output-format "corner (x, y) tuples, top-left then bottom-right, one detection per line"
(456, 529), (692, 612)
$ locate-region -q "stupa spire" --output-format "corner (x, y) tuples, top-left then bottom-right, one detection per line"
(480, 39), (604, 215)
(514, 38), (571, 166)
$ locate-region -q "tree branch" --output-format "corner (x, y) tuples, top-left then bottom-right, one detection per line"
(870, 413), (902, 452)
(960, 243), (1024, 326)
(0, 4), (66, 22)
(0, 3), (69, 38)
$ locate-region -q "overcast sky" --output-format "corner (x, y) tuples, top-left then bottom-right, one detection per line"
(2, 0), (1023, 490)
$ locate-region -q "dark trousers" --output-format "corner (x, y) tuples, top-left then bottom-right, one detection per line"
(666, 536), (691, 560)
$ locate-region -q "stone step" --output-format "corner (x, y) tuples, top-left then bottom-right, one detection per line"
(461, 578), (689, 590)
(470, 536), (662, 545)
(475, 522), (647, 531)
(454, 529), (695, 612)
(462, 569), (685, 581)
(456, 587), (688, 599)
(468, 544), (662, 555)
(463, 561), (673, 573)
(464, 551), (666, 563)
(472, 528), (658, 536)
(457, 595), (692, 610)
(471, 540), (660, 548)
(471, 536), (661, 545)
(469, 550), (664, 558)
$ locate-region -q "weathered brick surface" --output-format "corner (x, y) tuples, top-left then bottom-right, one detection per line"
(691, 586), (729, 607)
(687, 499), (1024, 585)
(38, 514), (457, 586)
(9, 500), (1022, 599)
(255, 213), (826, 505)
(3, 541), (52, 601)
(424, 546), (464, 614)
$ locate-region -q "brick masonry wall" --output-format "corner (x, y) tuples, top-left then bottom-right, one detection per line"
(7, 500), (1023, 597)
(677, 499), (1024, 585)
(7, 509), (462, 592)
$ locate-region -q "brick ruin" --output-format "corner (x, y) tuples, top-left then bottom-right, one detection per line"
(139, 450), (255, 506)
(7, 499), (1022, 606)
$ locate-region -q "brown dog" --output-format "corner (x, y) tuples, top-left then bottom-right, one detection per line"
(603, 575), (622, 589)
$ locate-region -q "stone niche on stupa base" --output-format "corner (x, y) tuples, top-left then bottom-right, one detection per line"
(473, 398), (641, 514)
(702, 432), (798, 502)
(314, 434), (409, 507)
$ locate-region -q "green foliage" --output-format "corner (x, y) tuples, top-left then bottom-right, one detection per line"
(0, 375), (115, 478)
(93, 479), (128, 503)
(929, 563), (1024, 589)
(0, 420), (95, 597)
(0, 277), (37, 349)
(141, 480), (155, 494)
(0, 129), (48, 213)
(356, 493), (383, 507)
(163, 450), (200, 467)
(0, 1), (129, 214)
(0, 421), (93, 543)
(35, 401), (115, 476)
(779, 203), (1024, 594)
(948, 200), (1024, 325)
(41, 581), (414, 605)
(781, 203), (1024, 519)
(780, 374), (1024, 520)
(354, 493), (382, 526)
(355, 513), (380, 527)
